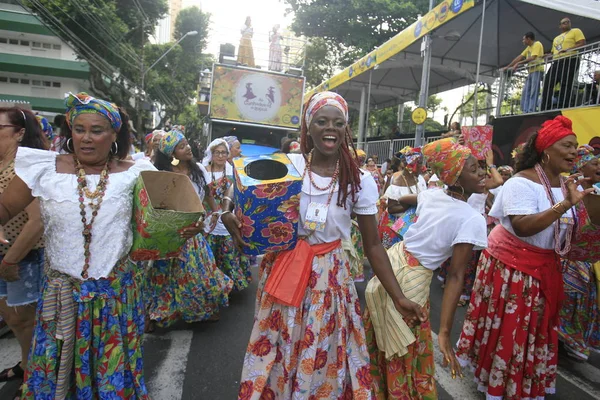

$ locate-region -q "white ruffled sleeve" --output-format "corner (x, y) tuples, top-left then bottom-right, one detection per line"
(14, 147), (58, 199)
(353, 172), (378, 215)
(130, 159), (157, 175)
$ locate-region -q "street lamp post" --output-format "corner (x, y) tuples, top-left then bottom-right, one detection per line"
(138, 30), (199, 135)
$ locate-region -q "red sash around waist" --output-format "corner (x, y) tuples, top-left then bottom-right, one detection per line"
(487, 225), (563, 322)
(264, 239), (341, 307)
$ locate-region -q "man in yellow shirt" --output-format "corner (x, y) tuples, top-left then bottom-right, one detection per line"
(541, 18), (586, 111)
(501, 32), (544, 113)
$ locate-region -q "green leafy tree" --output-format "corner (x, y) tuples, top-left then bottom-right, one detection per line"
(23, 0), (168, 128)
(145, 6), (212, 126)
(285, 0), (430, 66)
(302, 38), (339, 88)
(426, 94), (443, 119)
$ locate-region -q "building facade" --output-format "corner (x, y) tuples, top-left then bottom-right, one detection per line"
(0, 1), (89, 118)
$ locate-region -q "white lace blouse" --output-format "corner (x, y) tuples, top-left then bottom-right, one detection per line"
(14, 147), (156, 280)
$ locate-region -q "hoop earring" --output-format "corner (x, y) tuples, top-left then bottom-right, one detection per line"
(111, 142), (119, 156)
(171, 157), (180, 166)
(455, 183), (465, 199)
(541, 153), (550, 165)
(66, 138), (74, 152)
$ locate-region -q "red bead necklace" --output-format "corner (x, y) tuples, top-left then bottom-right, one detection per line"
(305, 151), (340, 192)
(74, 156), (110, 279)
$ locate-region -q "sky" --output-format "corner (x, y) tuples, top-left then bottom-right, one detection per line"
(186, 0), (468, 127)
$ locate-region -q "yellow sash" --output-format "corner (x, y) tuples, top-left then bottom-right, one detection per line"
(365, 241), (433, 359)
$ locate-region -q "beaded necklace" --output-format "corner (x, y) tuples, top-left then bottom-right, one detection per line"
(305, 151), (340, 192)
(534, 163), (574, 256)
(74, 156), (110, 279)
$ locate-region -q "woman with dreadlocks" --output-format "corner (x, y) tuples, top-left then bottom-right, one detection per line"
(222, 92), (425, 399)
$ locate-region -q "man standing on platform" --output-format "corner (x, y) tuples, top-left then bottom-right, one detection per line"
(541, 18), (586, 111)
(501, 32), (544, 113)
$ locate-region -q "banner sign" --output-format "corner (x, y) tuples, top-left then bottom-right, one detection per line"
(209, 64), (305, 129)
(304, 0), (476, 101)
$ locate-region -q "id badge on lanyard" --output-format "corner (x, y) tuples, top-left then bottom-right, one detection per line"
(304, 202), (328, 232)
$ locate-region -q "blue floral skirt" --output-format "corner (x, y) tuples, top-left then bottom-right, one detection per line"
(205, 234), (252, 292)
(146, 234), (233, 327)
(22, 259), (148, 400)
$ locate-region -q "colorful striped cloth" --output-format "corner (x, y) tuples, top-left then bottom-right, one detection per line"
(365, 241), (433, 359)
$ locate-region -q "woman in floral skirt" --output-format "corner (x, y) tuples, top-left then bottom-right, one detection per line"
(203, 138), (252, 292)
(145, 128), (233, 330)
(365, 138), (488, 399)
(558, 145), (600, 361)
(222, 91), (425, 399)
(456, 116), (595, 399)
(0, 92), (176, 399)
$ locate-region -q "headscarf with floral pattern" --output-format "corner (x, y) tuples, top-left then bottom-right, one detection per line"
(423, 138), (472, 186)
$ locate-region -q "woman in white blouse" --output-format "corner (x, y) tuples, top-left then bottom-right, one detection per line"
(378, 147), (427, 249)
(222, 91), (425, 399)
(365, 138), (488, 399)
(456, 116), (595, 399)
(0, 93), (202, 399)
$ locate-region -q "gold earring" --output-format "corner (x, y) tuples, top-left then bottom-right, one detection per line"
(171, 157), (180, 166)
(541, 153), (550, 164)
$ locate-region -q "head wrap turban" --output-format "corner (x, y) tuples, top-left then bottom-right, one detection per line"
(535, 115), (575, 153)
(572, 144), (597, 173)
(159, 127), (186, 157)
(289, 141), (301, 153)
(497, 165), (514, 175)
(304, 91), (349, 128)
(65, 92), (122, 132)
(36, 115), (54, 140)
(395, 146), (423, 173)
(202, 138), (229, 166)
(423, 138), (472, 186)
(222, 136), (239, 148)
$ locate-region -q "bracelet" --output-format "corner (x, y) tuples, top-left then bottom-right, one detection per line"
(221, 210), (232, 217)
(223, 196), (234, 204)
(551, 201), (566, 215)
(1, 260), (17, 266)
(488, 164), (497, 169)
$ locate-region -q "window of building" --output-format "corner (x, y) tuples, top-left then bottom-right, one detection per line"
(0, 77), (7, 83)
(42, 43), (51, 49)
(0, 38), (7, 44)
(9, 39), (18, 45)
(52, 82), (61, 88)
(43, 81), (51, 87)
(21, 79), (30, 85)
(32, 42), (41, 48)
(20, 40), (30, 46)
(32, 80), (42, 86)
(9, 78), (19, 84)
(52, 44), (61, 50)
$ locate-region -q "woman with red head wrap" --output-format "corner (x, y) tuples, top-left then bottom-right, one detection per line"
(456, 116), (595, 399)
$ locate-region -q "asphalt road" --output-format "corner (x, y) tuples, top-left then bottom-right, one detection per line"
(2, 262), (599, 399)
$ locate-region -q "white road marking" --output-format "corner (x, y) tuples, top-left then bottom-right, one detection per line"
(0, 337), (21, 392)
(146, 330), (193, 400)
(556, 365), (600, 399)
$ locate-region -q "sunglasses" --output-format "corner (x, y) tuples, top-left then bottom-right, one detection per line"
(213, 150), (229, 156)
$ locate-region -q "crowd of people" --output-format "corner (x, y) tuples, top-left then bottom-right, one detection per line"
(0, 89), (598, 400)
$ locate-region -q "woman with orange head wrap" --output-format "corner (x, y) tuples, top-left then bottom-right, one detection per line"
(365, 137), (489, 399)
(456, 116), (596, 399)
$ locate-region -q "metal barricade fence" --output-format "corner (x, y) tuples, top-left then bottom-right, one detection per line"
(497, 40), (600, 116)
(358, 136), (443, 165)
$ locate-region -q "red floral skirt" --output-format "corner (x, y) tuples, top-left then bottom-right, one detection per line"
(455, 250), (558, 400)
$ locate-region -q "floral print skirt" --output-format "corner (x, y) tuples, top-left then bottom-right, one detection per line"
(350, 220), (365, 282)
(22, 259), (148, 399)
(365, 303), (437, 400)
(558, 259), (600, 360)
(206, 233), (252, 292)
(147, 234), (233, 327)
(238, 246), (372, 400)
(456, 250), (558, 400)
